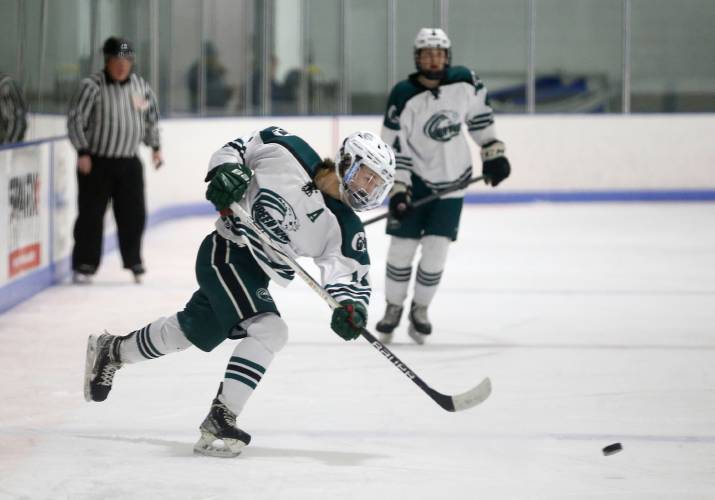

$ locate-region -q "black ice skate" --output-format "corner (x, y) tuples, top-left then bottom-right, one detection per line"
(72, 271), (93, 285)
(194, 387), (251, 458)
(375, 303), (403, 344)
(130, 264), (145, 284)
(84, 332), (123, 402)
(408, 302), (432, 345)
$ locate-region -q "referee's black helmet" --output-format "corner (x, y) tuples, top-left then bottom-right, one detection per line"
(102, 37), (135, 59)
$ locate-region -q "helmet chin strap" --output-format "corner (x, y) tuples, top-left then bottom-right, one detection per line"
(418, 68), (447, 81)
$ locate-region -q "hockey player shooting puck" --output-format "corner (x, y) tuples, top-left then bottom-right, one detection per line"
(602, 442), (623, 456)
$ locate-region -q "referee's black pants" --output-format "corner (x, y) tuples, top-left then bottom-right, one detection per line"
(72, 155), (146, 275)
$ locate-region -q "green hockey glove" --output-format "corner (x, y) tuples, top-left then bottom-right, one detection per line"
(330, 300), (367, 341)
(206, 163), (253, 211)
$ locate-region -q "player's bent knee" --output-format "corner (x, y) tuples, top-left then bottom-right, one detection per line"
(246, 313), (289, 353)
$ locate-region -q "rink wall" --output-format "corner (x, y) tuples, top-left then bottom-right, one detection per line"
(150, 114), (715, 212)
(1, 113), (714, 313)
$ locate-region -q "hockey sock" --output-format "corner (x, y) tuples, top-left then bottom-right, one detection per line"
(119, 314), (193, 363)
(384, 237), (419, 305)
(413, 235), (450, 307)
(221, 314), (288, 415)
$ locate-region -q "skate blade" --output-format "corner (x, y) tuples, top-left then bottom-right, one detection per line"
(193, 431), (246, 458)
(407, 325), (427, 345)
(83, 334), (99, 402)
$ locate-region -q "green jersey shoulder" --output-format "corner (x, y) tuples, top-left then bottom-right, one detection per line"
(259, 126), (322, 178)
(443, 66), (486, 94)
(322, 195), (370, 266)
(383, 79), (426, 131)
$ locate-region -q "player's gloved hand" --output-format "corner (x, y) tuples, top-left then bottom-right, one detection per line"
(388, 183), (413, 220)
(481, 140), (511, 187)
(205, 163), (253, 211)
(330, 300), (367, 341)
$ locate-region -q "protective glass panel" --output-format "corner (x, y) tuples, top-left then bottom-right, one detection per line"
(272, 0), (303, 115)
(201, 0), (252, 116)
(631, 0), (715, 112)
(0, 0), (28, 142)
(448, 0), (529, 114)
(395, 0), (438, 83)
(534, 0), (623, 113)
(305, 0), (341, 114)
(348, 0), (388, 114)
(157, 0), (202, 116)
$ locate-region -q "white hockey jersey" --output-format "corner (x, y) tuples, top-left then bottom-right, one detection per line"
(207, 126), (371, 309)
(381, 66), (498, 198)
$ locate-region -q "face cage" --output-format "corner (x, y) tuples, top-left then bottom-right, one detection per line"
(341, 161), (389, 212)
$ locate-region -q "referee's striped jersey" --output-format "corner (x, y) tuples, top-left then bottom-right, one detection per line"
(0, 73), (28, 144)
(67, 70), (160, 158)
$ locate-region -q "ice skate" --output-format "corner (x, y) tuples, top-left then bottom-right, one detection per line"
(84, 332), (123, 402)
(72, 271), (93, 285)
(375, 303), (403, 344)
(194, 389), (251, 458)
(130, 264), (145, 284)
(407, 302), (432, 345)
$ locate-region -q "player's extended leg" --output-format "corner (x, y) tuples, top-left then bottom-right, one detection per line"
(84, 314), (193, 402)
(409, 235), (451, 344)
(376, 236), (419, 343)
(181, 232), (282, 457)
(194, 313), (288, 457)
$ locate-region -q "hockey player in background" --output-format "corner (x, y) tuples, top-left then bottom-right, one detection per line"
(83, 127), (395, 457)
(376, 28), (511, 344)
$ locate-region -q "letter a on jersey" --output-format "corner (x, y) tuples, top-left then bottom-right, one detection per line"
(307, 208), (324, 223)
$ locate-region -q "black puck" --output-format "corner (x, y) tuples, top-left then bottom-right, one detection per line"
(602, 442), (623, 456)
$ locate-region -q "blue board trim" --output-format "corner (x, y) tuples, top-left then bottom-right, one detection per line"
(463, 189), (715, 204)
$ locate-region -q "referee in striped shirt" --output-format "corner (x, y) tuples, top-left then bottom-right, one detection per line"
(0, 73), (27, 144)
(67, 37), (163, 284)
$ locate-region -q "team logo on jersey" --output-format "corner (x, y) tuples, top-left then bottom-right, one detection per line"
(351, 232), (367, 252)
(256, 288), (274, 303)
(386, 105), (400, 127)
(423, 110), (462, 142)
(252, 188), (300, 244)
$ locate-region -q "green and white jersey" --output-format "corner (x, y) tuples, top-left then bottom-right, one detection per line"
(381, 66), (498, 198)
(207, 126), (371, 308)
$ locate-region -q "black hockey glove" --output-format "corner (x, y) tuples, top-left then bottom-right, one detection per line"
(388, 183), (413, 220)
(330, 300), (367, 341)
(205, 163), (253, 211)
(481, 140), (511, 187)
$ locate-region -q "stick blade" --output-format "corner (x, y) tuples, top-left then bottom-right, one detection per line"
(450, 377), (492, 412)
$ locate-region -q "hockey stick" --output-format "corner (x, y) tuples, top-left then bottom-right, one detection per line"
(362, 175), (487, 226)
(230, 202), (491, 412)
(362, 175), (486, 226)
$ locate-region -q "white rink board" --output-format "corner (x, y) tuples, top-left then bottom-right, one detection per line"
(1, 203), (714, 499)
(25, 113), (715, 214)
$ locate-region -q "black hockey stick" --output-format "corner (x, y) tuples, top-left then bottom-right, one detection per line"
(362, 175), (487, 226)
(230, 202), (492, 412)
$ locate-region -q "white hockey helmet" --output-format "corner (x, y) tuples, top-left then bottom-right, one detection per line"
(413, 27), (452, 78)
(336, 131), (395, 211)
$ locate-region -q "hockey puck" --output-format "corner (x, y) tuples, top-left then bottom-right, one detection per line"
(602, 442), (623, 456)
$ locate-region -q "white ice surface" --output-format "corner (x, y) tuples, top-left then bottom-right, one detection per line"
(1, 203), (715, 500)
